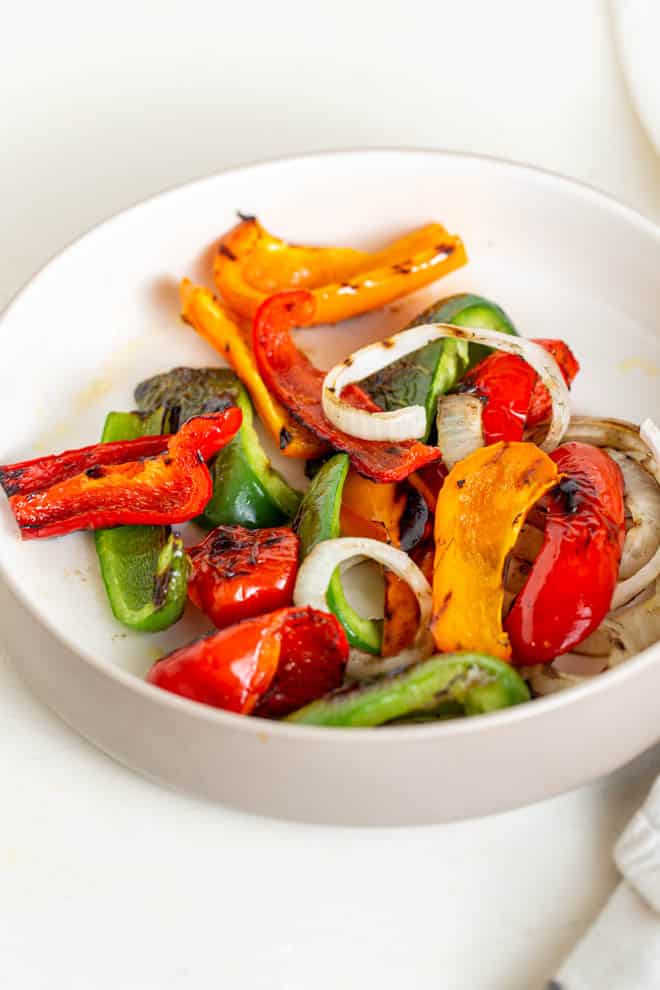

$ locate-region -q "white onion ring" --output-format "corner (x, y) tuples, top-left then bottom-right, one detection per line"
(641, 418), (660, 465)
(436, 393), (484, 469)
(322, 322), (571, 449)
(293, 537), (433, 680)
(606, 450), (660, 580)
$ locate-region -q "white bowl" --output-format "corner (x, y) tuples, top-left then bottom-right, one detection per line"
(1, 150), (659, 825)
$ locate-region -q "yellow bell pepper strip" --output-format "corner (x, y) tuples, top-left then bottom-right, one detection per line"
(431, 442), (559, 661)
(179, 280), (326, 459)
(213, 217), (468, 324)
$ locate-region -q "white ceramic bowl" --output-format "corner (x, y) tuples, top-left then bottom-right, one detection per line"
(1, 150), (659, 825)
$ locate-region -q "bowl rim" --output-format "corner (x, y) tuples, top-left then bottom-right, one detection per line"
(2, 146), (660, 744)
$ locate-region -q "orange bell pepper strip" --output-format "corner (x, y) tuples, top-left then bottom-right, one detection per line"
(179, 280), (326, 459)
(431, 442), (559, 661)
(339, 469), (419, 658)
(213, 217), (468, 324)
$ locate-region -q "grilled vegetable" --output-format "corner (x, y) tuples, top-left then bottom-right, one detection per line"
(293, 453), (382, 654)
(93, 408), (189, 632)
(187, 525), (299, 629)
(135, 367), (301, 529)
(180, 279), (325, 458)
(506, 442), (625, 664)
(323, 320), (569, 450)
(286, 653), (530, 727)
(213, 216), (467, 324)
(359, 294), (519, 439)
(7, 409), (242, 539)
(431, 442), (559, 660)
(293, 537), (433, 678)
(252, 291), (441, 482)
(147, 606), (348, 718)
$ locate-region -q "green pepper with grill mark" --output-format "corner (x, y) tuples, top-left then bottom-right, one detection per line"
(360, 293), (519, 440)
(286, 653), (530, 726)
(94, 408), (190, 632)
(293, 453), (383, 654)
(134, 367), (301, 529)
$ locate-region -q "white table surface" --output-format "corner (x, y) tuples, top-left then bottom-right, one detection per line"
(2, 3), (659, 988)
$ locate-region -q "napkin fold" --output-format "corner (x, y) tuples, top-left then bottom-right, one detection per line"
(551, 776), (660, 989)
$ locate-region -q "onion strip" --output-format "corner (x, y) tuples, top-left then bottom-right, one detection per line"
(322, 323), (571, 450)
(435, 394), (484, 469)
(293, 537), (433, 679)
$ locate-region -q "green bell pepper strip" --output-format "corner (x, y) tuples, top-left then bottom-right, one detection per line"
(134, 367), (301, 529)
(94, 409), (190, 632)
(360, 294), (519, 440)
(286, 653), (530, 726)
(293, 454), (382, 654)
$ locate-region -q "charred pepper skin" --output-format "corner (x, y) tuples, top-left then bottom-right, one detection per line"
(213, 216), (467, 324)
(8, 408), (242, 539)
(147, 606), (348, 717)
(286, 653), (530, 727)
(187, 525), (299, 630)
(506, 442), (625, 664)
(134, 367), (301, 530)
(180, 280), (325, 460)
(252, 290), (442, 482)
(94, 408), (189, 633)
(0, 431), (169, 499)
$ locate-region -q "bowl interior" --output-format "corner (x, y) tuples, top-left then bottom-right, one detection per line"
(1, 150), (659, 686)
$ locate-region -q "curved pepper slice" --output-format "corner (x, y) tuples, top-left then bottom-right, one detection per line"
(0, 431), (169, 498)
(187, 525), (299, 629)
(505, 442), (625, 664)
(286, 653), (530, 727)
(214, 216), (467, 324)
(7, 408), (242, 539)
(431, 442), (559, 660)
(180, 279), (325, 459)
(147, 605), (348, 717)
(253, 290), (442, 482)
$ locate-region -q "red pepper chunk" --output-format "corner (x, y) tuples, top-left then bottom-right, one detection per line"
(8, 409), (242, 539)
(461, 351), (538, 444)
(188, 525), (299, 629)
(0, 434), (170, 498)
(147, 606), (348, 716)
(252, 291), (442, 482)
(505, 442), (625, 664)
(461, 340), (579, 445)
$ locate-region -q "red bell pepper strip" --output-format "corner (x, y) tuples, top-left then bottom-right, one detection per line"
(187, 525), (299, 629)
(147, 605), (348, 717)
(252, 291), (442, 483)
(505, 442), (625, 664)
(7, 409), (242, 539)
(0, 434), (170, 498)
(459, 339), (579, 443)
